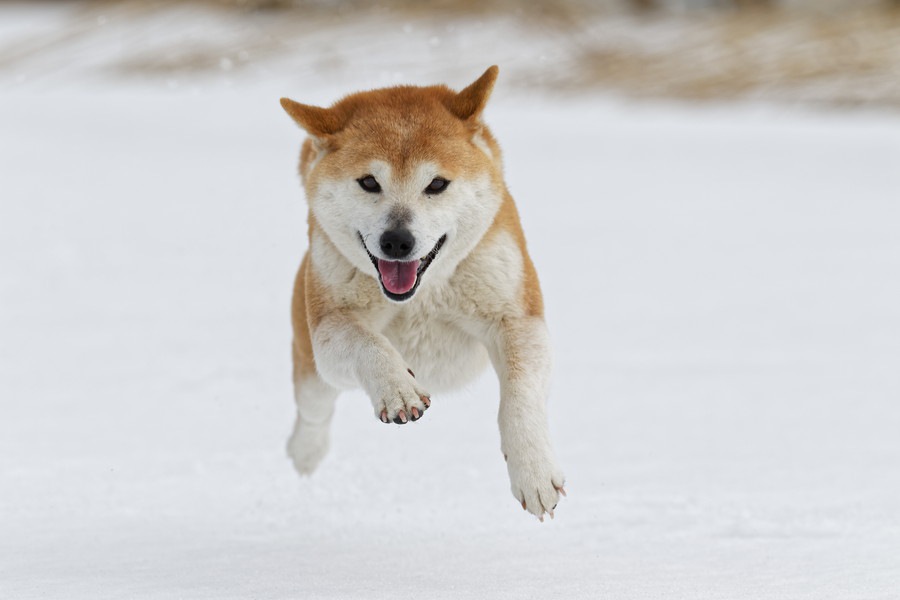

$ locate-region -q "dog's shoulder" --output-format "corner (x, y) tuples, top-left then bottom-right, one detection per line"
(448, 192), (544, 320)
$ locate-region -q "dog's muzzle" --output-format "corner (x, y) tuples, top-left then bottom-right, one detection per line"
(358, 232), (446, 302)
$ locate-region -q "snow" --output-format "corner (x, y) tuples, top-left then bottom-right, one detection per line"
(3, 26), (900, 600)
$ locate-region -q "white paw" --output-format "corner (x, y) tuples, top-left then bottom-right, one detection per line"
(287, 418), (330, 475)
(505, 449), (566, 521)
(369, 368), (431, 424)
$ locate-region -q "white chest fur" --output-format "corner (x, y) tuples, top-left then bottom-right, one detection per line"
(380, 293), (490, 394)
(374, 228), (524, 393)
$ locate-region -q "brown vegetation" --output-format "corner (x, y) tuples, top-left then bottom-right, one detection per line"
(2, 1), (899, 108)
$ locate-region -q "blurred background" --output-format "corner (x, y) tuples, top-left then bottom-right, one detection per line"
(2, 2), (899, 599)
(3, 0), (900, 106)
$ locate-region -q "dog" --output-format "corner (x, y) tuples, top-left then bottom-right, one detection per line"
(280, 66), (565, 520)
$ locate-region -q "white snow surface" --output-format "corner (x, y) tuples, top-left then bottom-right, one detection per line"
(2, 86), (900, 599)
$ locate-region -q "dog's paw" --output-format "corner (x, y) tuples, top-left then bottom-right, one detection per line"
(287, 418), (330, 475)
(371, 368), (431, 425)
(505, 450), (566, 522)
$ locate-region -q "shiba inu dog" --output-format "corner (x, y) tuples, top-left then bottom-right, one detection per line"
(280, 66), (565, 520)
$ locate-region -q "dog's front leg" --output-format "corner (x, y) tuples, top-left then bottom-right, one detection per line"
(313, 312), (431, 424)
(491, 316), (566, 520)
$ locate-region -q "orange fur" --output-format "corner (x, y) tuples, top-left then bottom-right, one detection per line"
(290, 253), (315, 380)
(286, 65), (541, 374)
(281, 68), (564, 518)
(483, 191), (545, 318)
(283, 74), (505, 194)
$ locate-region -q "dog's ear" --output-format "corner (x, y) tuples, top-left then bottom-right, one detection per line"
(279, 98), (343, 137)
(445, 65), (498, 122)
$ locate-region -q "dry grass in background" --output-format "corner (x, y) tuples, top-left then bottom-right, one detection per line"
(2, 0), (899, 108)
(563, 8), (900, 107)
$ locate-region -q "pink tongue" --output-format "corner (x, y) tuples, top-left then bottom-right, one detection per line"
(378, 259), (420, 295)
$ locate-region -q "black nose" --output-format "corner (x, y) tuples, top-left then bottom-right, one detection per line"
(379, 228), (416, 259)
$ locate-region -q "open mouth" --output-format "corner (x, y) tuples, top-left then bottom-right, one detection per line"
(358, 233), (447, 302)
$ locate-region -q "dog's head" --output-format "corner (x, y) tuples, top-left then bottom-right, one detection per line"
(281, 66), (505, 302)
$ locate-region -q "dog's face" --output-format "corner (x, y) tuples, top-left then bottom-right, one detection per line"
(281, 67), (505, 302)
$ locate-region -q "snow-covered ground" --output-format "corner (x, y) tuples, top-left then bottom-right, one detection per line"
(2, 4), (900, 594)
(3, 88), (899, 599)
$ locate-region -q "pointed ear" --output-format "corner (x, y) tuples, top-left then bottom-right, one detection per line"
(279, 98), (343, 137)
(445, 65), (499, 121)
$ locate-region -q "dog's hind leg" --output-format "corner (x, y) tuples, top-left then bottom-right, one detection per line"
(287, 369), (339, 475)
(287, 254), (339, 475)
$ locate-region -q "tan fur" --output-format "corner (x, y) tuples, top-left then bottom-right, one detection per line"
(482, 191), (544, 318)
(280, 67), (564, 520)
(284, 71), (503, 193)
(290, 253), (314, 380)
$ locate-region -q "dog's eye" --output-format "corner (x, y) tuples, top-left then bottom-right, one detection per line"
(358, 176), (381, 193)
(425, 177), (450, 195)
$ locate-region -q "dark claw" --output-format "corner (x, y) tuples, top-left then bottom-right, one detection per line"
(407, 368), (415, 378)
(552, 503), (557, 510)
(392, 416), (406, 425)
